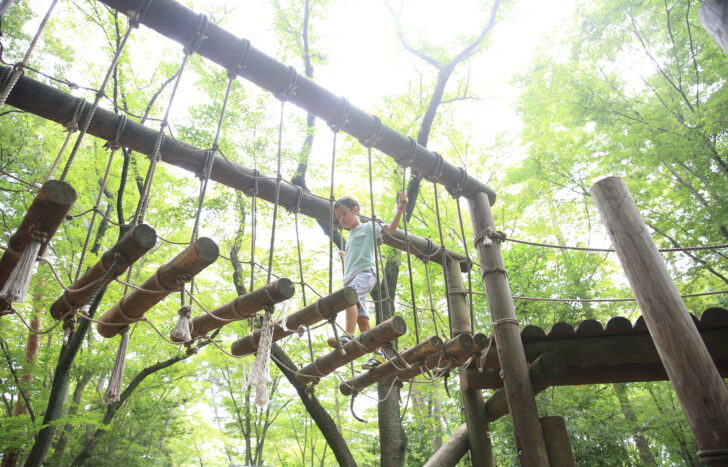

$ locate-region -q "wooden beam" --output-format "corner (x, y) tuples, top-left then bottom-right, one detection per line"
(50, 224), (157, 320)
(339, 335), (443, 395)
(96, 237), (218, 337)
(700, 0), (728, 55)
(446, 256), (470, 334)
(2, 66), (470, 271)
(592, 176), (728, 460)
(395, 333), (473, 382)
(295, 316), (407, 384)
(468, 191), (550, 466)
(540, 416), (576, 467)
(175, 278), (295, 342)
(96, 0), (496, 205)
(230, 287), (358, 357)
(423, 424), (470, 467)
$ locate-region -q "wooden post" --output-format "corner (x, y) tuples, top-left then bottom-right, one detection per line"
(700, 0), (728, 55)
(230, 286), (358, 357)
(591, 176), (728, 463)
(96, 237), (219, 337)
(423, 424), (470, 467)
(468, 191), (550, 466)
(339, 335), (443, 395)
(1, 66), (470, 272)
(175, 278), (295, 342)
(0, 180), (76, 291)
(462, 388), (495, 467)
(50, 224), (157, 319)
(540, 416), (576, 467)
(446, 256), (470, 335)
(295, 316), (407, 384)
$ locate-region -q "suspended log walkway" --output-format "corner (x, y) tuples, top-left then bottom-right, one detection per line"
(97, 237), (219, 337)
(230, 287), (357, 357)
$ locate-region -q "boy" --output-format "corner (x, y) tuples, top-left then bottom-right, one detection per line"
(328, 192), (408, 369)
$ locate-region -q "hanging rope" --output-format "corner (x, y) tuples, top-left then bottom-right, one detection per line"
(44, 97), (85, 182)
(429, 153), (453, 337)
(399, 163), (420, 343)
(0, 0), (59, 108)
(73, 114), (127, 283)
(292, 186), (315, 363)
(455, 197), (475, 333)
(58, 2), (147, 181)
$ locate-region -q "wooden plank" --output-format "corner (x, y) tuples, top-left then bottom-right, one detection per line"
(592, 176), (728, 455)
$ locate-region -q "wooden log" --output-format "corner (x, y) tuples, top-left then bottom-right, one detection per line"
(177, 278), (295, 342)
(423, 424), (470, 467)
(1, 66), (470, 272)
(295, 316), (407, 384)
(446, 256), (470, 334)
(462, 387), (495, 467)
(96, 237), (219, 338)
(540, 416), (576, 467)
(95, 0), (496, 205)
(484, 352), (567, 423)
(50, 224), (157, 320)
(700, 0), (728, 55)
(701, 307), (728, 328)
(552, 361), (728, 387)
(592, 176), (728, 456)
(459, 368), (503, 391)
(468, 191), (550, 466)
(230, 287), (358, 357)
(0, 180), (76, 290)
(339, 335), (443, 396)
(394, 333), (473, 382)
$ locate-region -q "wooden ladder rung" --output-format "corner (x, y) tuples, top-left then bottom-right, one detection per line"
(395, 333), (473, 382)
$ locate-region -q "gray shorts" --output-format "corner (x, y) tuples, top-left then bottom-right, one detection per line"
(344, 269), (377, 318)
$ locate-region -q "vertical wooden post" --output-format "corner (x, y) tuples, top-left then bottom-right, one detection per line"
(468, 191), (550, 466)
(446, 257), (493, 465)
(540, 416), (576, 467)
(446, 256), (471, 335)
(591, 177), (728, 464)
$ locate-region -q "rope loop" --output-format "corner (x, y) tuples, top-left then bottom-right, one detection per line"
(447, 166), (468, 198)
(359, 115), (382, 148)
(328, 97), (350, 132)
(196, 149), (214, 179)
(104, 114), (127, 151)
(493, 317), (519, 326)
(275, 65), (299, 101)
(400, 136), (418, 167)
(243, 169), (261, 196)
(176, 272), (193, 284)
(29, 224), (48, 244)
(183, 13), (209, 56)
(425, 151), (445, 183)
(292, 186), (304, 213)
(474, 227), (507, 247)
(228, 38), (251, 78)
(65, 98), (86, 132)
(128, 0), (153, 29)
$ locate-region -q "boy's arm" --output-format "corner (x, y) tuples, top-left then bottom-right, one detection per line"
(382, 192), (408, 234)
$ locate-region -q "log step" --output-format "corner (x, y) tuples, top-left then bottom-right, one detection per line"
(339, 335), (443, 395)
(295, 316), (407, 384)
(97, 237), (219, 338)
(173, 278), (295, 342)
(395, 333), (473, 382)
(230, 286), (357, 357)
(50, 224), (157, 319)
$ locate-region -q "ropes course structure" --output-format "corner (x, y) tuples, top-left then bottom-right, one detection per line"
(1, 1), (727, 466)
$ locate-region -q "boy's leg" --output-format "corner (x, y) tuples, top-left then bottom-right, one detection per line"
(345, 304), (358, 335)
(358, 316), (371, 333)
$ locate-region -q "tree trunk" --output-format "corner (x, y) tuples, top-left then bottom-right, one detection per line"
(613, 383), (656, 466)
(50, 369), (94, 466)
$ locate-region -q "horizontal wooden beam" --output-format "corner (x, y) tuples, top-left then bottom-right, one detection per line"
(230, 287), (357, 357)
(295, 316), (407, 384)
(3, 66), (470, 271)
(395, 333), (473, 382)
(97, 0), (497, 205)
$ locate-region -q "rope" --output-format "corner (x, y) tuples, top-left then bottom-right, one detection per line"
(367, 147), (386, 325)
(44, 97), (85, 182)
(400, 165), (420, 342)
(267, 100), (285, 284)
(0, 0), (59, 107)
(328, 97), (350, 133)
(73, 114), (127, 283)
(432, 181), (453, 337)
(328, 131), (337, 296)
(456, 198), (475, 332)
(292, 188), (314, 363)
(504, 236), (728, 253)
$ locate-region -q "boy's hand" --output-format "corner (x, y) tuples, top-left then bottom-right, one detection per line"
(397, 192), (408, 212)
(338, 250), (346, 260)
